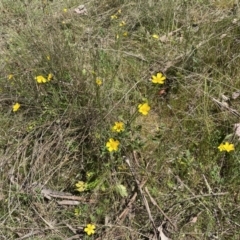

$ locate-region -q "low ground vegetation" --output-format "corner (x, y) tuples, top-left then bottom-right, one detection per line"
(1, 0), (240, 239)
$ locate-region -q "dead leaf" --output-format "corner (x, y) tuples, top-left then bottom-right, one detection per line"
(220, 33), (227, 39)
(41, 188), (53, 200)
(159, 28), (182, 43)
(234, 123), (240, 139)
(221, 101), (229, 108)
(159, 35), (168, 43)
(74, 5), (87, 15)
(190, 216), (198, 223)
(221, 94), (230, 101)
(158, 88), (167, 97)
(232, 18), (238, 24)
(158, 225), (171, 240)
(232, 91), (240, 100)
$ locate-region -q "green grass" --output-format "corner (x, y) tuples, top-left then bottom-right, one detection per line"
(1, 0), (240, 239)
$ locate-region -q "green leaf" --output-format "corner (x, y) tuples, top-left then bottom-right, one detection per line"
(115, 184), (128, 197)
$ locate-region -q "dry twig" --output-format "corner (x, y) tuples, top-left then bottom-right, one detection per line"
(144, 187), (177, 231)
(125, 156), (159, 239)
(116, 179), (147, 224)
(211, 97), (240, 118)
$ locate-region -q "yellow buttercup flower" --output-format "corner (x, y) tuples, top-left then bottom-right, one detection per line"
(152, 34), (159, 39)
(106, 138), (120, 152)
(218, 142), (235, 152)
(111, 15), (118, 20)
(112, 122), (125, 133)
(96, 78), (102, 86)
(119, 21), (126, 27)
(13, 103), (20, 112)
(151, 73), (166, 84)
(84, 224), (96, 235)
(47, 73), (53, 81)
(8, 74), (13, 80)
(35, 75), (47, 83)
(123, 31), (128, 37)
(138, 103), (150, 115)
(46, 55), (50, 60)
(75, 181), (87, 192)
(63, 8), (67, 12)
(86, 171), (94, 179)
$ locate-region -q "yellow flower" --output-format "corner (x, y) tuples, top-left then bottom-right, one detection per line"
(47, 73), (53, 81)
(96, 78), (102, 86)
(116, 34), (119, 39)
(151, 73), (166, 84)
(106, 138), (120, 152)
(87, 171), (94, 179)
(63, 8), (67, 12)
(123, 31), (128, 37)
(8, 74), (13, 80)
(117, 9), (121, 14)
(35, 75), (47, 83)
(112, 122), (125, 133)
(46, 55), (50, 60)
(75, 181), (87, 192)
(138, 103), (150, 115)
(218, 142), (235, 152)
(111, 15), (118, 20)
(13, 103), (20, 112)
(84, 224), (96, 236)
(152, 34), (159, 39)
(119, 21), (126, 27)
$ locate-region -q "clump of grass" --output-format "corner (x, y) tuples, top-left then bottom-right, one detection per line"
(1, 0), (240, 239)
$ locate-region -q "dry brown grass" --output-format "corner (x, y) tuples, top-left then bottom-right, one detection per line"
(1, 0), (240, 239)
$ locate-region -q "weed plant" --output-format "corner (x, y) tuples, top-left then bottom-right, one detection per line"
(0, 0), (240, 239)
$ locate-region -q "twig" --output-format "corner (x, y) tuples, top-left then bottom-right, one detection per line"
(202, 174), (212, 194)
(41, 187), (95, 203)
(64, 223), (77, 234)
(228, 219), (240, 228)
(211, 97), (240, 118)
(15, 231), (43, 240)
(144, 187), (177, 231)
(48, 193), (95, 202)
(116, 179), (147, 224)
(182, 192), (229, 202)
(65, 236), (81, 240)
(31, 206), (55, 230)
(125, 157), (159, 239)
(170, 170), (211, 212)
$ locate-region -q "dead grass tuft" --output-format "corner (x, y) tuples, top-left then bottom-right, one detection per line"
(1, 0), (240, 239)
